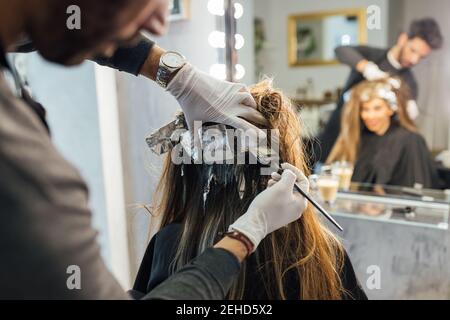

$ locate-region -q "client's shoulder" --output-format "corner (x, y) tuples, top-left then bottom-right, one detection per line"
(389, 125), (431, 158)
(393, 125), (426, 143)
(154, 223), (182, 243)
(149, 223), (182, 266)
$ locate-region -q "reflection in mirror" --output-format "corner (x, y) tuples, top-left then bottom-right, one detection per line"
(253, 0), (449, 192)
(246, 1), (450, 300)
(288, 9), (367, 66)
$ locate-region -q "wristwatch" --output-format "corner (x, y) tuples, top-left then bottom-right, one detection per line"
(156, 51), (186, 88)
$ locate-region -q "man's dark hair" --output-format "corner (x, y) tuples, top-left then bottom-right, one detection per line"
(409, 18), (444, 49)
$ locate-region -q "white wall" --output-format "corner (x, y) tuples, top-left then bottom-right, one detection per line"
(388, 0), (405, 46)
(254, 0), (389, 96)
(95, 65), (131, 289)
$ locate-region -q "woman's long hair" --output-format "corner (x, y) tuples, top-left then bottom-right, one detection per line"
(327, 78), (417, 164)
(151, 80), (346, 300)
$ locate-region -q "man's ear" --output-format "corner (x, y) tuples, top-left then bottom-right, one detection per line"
(397, 32), (409, 47)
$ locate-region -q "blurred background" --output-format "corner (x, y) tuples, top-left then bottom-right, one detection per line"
(12, 0), (450, 299)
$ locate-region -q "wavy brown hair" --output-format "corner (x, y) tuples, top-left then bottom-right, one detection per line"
(327, 78), (417, 164)
(151, 80), (347, 300)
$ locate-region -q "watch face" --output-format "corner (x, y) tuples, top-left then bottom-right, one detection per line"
(162, 52), (185, 69)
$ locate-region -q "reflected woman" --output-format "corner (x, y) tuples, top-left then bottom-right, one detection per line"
(133, 80), (367, 300)
(327, 78), (441, 189)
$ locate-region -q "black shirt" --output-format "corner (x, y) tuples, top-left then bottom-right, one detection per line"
(352, 123), (441, 189)
(134, 223), (368, 300)
(14, 36), (155, 76)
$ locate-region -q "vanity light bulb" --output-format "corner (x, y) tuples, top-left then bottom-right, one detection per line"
(209, 64), (227, 80)
(235, 34), (245, 50)
(209, 31), (226, 48)
(207, 0), (225, 16)
(235, 64), (246, 80)
(234, 3), (244, 19)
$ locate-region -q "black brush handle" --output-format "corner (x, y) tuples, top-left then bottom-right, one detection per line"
(270, 162), (344, 232)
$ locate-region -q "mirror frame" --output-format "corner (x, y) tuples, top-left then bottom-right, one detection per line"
(288, 8), (367, 67)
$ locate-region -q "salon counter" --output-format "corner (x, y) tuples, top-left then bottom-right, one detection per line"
(321, 185), (450, 299)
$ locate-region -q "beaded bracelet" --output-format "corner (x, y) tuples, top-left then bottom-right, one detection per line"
(219, 231), (255, 257)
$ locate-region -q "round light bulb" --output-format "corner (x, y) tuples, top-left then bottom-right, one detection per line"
(235, 64), (246, 80)
(234, 3), (244, 19)
(207, 0), (224, 16)
(208, 31), (225, 48)
(209, 64), (227, 80)
(235, 34), (245, 50)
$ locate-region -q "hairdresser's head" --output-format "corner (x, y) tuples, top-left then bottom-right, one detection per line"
(395, 18), (443, 68)
(26, 0), (169, 65)
(327, 78), (416, 164)
(153, 80), (346, 300)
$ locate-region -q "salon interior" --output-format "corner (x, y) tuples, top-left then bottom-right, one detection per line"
(15, 0), (450, 300)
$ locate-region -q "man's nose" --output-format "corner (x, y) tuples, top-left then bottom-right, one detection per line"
(411, 54), (420, 65)
(142, 15), (169, 36)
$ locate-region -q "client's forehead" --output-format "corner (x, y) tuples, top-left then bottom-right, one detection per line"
(362, 98), (389, 108)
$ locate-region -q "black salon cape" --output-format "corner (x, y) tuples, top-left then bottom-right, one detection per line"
(352, 123), (441, 189)
(133, 224), (368, 300)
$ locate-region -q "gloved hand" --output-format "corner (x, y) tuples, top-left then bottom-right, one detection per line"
(166, 63), (268, 136)
(407, 100), (420, 120)
(228, 163), (309, 250)
(362, 61), (389, 81)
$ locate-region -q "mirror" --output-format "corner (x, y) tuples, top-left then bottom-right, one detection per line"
(251, 1), (449, 191)
(288, 9), (367, 66)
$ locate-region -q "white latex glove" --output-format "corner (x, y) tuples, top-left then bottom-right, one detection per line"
(167, 63), (268, 136)
(436, 150), (450, 168)
(407, 100), (420, 120)
(228, 163), (309, 250)
(362, 61), (389, 81)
